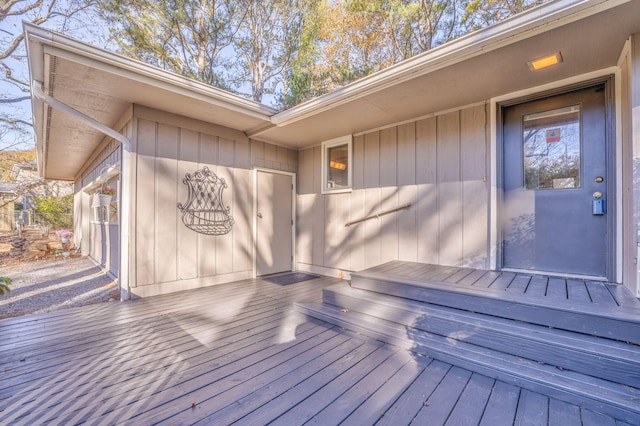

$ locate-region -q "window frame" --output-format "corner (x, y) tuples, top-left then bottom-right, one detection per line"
(321, 135), (353, 194)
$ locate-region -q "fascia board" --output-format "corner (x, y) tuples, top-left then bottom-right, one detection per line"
(271, 0), (630, 127)
(23, 22), (276, 121)
(24, 22), (47, 178)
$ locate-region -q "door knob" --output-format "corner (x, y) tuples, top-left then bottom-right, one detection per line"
(593, 192), (602, 199)
(257, 213), (263, 218)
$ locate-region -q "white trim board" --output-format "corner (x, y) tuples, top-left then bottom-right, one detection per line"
(252, 168), (297, 278)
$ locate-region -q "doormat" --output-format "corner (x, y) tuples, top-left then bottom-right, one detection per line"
(263, 272), (320, 286)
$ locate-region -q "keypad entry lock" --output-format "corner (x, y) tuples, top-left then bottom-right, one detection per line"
(593, 191), (605, 215)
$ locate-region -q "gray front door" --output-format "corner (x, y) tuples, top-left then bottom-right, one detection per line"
(502, 84), (612, 278)
(256, 170), (293, 276)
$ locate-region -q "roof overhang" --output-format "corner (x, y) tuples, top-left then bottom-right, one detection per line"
(25, 23), (275, 180)
(26, 0), (640, 179)
(256, 0), (640, 147)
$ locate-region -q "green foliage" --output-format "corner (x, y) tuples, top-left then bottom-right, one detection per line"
(0, 276), (11, 296)
(33, 194), (74, 228)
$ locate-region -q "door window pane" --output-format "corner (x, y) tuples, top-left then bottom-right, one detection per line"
(523, 105), (580, 190)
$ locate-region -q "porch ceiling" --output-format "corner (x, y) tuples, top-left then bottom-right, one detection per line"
(26, 0), (640, 180)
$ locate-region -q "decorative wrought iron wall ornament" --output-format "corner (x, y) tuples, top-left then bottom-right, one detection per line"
(177, 166), (234, 235)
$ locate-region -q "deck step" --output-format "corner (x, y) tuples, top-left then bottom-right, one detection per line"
(295, 298), (640, 425)
(320, 283), (640, 389)
(350, 265), (640, 343)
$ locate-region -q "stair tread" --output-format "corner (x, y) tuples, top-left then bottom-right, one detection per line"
(352, 268), (640, 319)
(325, 283), (639, 364)
(350, 268), (640, 343)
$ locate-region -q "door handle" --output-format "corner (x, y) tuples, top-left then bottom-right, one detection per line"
(257, 213), (263, 218)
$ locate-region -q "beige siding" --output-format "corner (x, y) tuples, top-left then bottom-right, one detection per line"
(76, 124), (125, 277)
(296, 104), (489, 274)
(623, 34), (640, 296)
(130, 106), (297, 297)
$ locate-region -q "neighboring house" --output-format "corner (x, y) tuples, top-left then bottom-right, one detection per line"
(10, 161), (73, 211)
(24, 0), (640, 301)
(0, 182), (17, 231)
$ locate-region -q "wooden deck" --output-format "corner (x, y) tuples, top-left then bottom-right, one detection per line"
(0, 272), (635, 425)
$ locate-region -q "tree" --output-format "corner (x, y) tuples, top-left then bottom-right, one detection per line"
(230, 0), (318, 104)
(100, 0), (240, 91)
(281, 0), (549, 107)
(33, 194), (73, 228)
(282, 0), (396, 108)
(462, 0), (548, 31)
(1, 0), (102, 150)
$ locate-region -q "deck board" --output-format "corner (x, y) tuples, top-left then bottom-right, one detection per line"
(412, 366), (472, 424)
(548, 399), (582, 426)
(506, 274), (531, 293)
(479, 381), (520, 426)
(566, 279), (592, 303)
(545, 277), (566, 300)
(269, 344), (395, 425)
(340, 354), (432, 425)
(514, 390), (549, 425)
(376, 360), (451, 425)
(239, 337), (383, 425)
(586, 281), (619, 307)
(526, 275), (549, 298)
(306, 348), (412, 424)
(445, 373), (494, 426)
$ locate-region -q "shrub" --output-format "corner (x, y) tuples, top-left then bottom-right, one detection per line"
(0, 277), (11, 295)
(33, 194), (73, 228)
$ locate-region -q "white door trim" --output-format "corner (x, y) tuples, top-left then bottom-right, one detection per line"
(489, 66), (622, 282)
(252, 168), (296, 278)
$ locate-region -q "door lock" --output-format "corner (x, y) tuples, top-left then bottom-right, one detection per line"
(594, 176), (604, 183)
(592, 192), (605, 215)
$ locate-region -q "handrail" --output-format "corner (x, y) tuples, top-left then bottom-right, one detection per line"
(345, 203), (411, 227)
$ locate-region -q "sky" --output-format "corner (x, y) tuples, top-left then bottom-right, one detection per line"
(0, 3), (276, 152)
(0, 2), (115, 152)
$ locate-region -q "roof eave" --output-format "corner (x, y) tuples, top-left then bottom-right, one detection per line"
(270, 0), (630, 128)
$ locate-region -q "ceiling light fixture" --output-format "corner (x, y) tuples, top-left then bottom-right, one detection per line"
(329, 161), (347, 170)
(528, 52), (563, 71)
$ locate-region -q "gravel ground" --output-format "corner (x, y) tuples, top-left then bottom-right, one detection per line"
(0, 256), (119, 320)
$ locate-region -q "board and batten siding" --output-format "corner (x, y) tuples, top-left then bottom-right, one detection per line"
(75, 126), (126, 278)
(621, 33), (640, 296)
(130, 106), (296, 297)
(297, 104), (489, 275)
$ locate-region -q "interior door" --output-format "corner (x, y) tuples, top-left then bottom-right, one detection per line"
(256, 170), (293, 276)
(502, 84), (611, 278)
